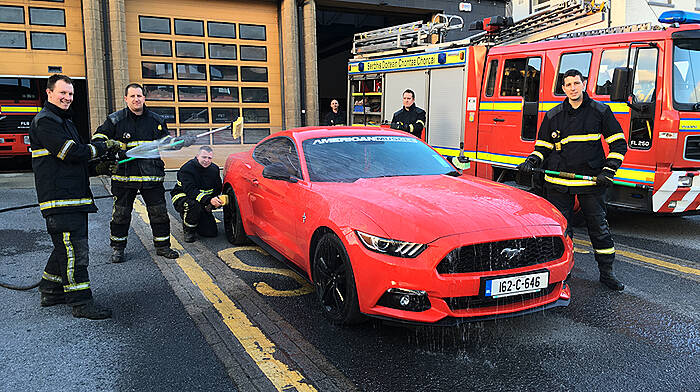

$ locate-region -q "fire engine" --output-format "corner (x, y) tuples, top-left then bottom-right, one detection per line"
(347, 0), (700, 215)
(0, 78), (42, 160)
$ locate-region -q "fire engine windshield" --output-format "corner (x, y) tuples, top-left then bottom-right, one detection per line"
(672, 39), (700, 110)
(302, 135), (455, 182)
(0, 78), (39, 101)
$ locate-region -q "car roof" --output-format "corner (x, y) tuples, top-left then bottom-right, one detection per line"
(272, 126), (412, 143)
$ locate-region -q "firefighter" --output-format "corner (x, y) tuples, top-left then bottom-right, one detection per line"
(170, 145), (223, 243)
(390, 89), (426, 138)
(92, 83), (195, 263)
(323, 99), (346, 126)
(518, 69), (627, 291)
(30, 74), (121, 319)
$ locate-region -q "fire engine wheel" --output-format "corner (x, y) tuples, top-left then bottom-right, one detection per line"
(223, 188), (250, 245)
(312, 233), (363, 325)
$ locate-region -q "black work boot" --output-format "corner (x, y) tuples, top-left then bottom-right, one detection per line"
(40, 293), (66, 307)
(72, 301), (112, 320)
(599, 263), (625, 291)
(111, 247), (125, 263)
(183, 229), (197, 243)
(156, 246), (179, 259)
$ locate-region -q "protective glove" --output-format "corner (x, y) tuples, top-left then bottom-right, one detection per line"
(597, 166), (616, 187)
(173, 135), (197, 148)
(94, 161), (117, 176)
(517, 156), (539, 174)
(105, 139), (125, 152)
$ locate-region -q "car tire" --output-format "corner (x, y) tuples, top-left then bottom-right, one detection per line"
(223, 188), (249, 245)
(312, 233), (363, 325)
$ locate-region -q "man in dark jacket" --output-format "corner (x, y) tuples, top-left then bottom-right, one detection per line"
(170, 146), (223, 242)
(518, 69), (627, 291)
(390, 89), (426, 138)
(31, 74), (121, 319)
(92, 83), (193, 263)
(323, 99), (346, 126)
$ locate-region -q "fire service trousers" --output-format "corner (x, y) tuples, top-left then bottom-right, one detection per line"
(174, 197), (218, 237)
(110, 183), (171, 249)
(39, 213), (93, 305)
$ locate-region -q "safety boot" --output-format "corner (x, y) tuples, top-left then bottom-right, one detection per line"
(40, 293), (66, 307)
(183, 229), (197, 243)
(156, 246), (179, 259)
(72, 301), (112, 320)
(111, 247), (125, 263)
(598, 262), (624, 291)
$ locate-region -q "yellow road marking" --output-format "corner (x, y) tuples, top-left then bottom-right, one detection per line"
(219, 247), (314, 297)
(573, 238), (700, 276)
(133, 198), (316, 391)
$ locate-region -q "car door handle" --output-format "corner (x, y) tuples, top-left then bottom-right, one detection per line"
(493, 118), (505, 122)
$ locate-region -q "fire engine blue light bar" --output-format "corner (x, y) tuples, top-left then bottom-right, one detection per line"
(658, 10), (700, 24)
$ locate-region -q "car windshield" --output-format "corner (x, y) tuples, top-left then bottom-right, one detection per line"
(302, 135), (455, 182)
(672, 38), (700, 110)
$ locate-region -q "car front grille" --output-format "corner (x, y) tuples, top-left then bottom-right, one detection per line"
(685, 135), (700, 161)
(436, 236), (565, 274)
(446, 283), (558, 310)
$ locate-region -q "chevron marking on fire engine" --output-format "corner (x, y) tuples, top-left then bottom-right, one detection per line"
(573, 238), (700, 277)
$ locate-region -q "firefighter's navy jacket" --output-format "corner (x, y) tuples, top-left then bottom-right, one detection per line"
(170, 158), (222, 207)
(30, 102), (107, 217)
(92, 105), (169, 188)
(528, 93), (627, 194)
(390, 103), (426, 138)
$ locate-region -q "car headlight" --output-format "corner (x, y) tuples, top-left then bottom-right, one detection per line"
(355, 230), (426, 258)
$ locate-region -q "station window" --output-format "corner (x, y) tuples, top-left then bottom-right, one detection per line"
(179, 107), (208, 123)
(139, 16), (170, 34)
(208, 43), (236, 60)
(150, 107), (176, 123)
(210, 86), (238, 102)
(213, 122), (241, 144)
(596, 49), (626, 95)
(0, 30), (26, 49)
(554, 52), (592, 95)
(142, 62), (173, 79)
(241, 87), (269, 103)
(144, 84), (174, 101)
(240, 45), (267, 61)
(240, 66), (267, 82)
(484, 59), (498, 97)
(0, 6), (24, 24)
(180, 128), (210, 144)
(243, 108), (270, 123)
(177, 85), (208, 102)
(176, 41), (205, 58)
(176, 63), (206, 80)
(141, 39), (172, 57)
(212, 107), (240, 123)
(208, 22), (236, 39)
(244, 128), (270, 144)
(239, 24), (266, 40)
(174, 19), (204, 36)
(210, 65), (237, 81)
(29, 7), (65, 26)
(30, 32), (66, 50)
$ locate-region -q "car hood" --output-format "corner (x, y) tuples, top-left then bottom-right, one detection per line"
(313, 174), (564, 243)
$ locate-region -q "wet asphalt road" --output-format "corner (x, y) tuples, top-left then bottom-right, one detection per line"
(1, 168), (698, 391)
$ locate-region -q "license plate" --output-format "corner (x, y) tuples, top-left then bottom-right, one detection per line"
(24, 135), (30, 144)
(484, 271), (549, 298)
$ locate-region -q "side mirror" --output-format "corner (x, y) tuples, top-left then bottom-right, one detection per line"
(262, 162), (298, 183)
(610, 67), (632, 102)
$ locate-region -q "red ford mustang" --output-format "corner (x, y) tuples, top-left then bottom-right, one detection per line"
(222, 127), (573, 325)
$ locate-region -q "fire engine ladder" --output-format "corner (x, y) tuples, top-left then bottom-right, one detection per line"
(472, 0), (608, 46)
(352, 13), (464, 55)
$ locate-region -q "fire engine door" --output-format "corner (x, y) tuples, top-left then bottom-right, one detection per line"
(498, 56), (542, 155)
(627, 47), (658, 151)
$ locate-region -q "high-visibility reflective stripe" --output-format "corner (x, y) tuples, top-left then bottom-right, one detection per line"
(64, 282), (90, 292)
(57, 140), (75, 160)
(605, 133), (625, 143)
(607, 152), (625, 161)
(32, 149), (50, 158)
(408, 124), (415, 133)
(126, 140), (151, 148)
(110, 235), (127, 242)
(89, 144), (97, 159)
(63, 232), (75, 284)
(196, 189), (214, 202)
(39, 198), (93, 210)
(594, 247), (615, 254)
(535, 140), (554, 149)
(184, 221), (198, 228)
(42, 272), (62, 283)
(544, 174), (597, 186)
(92, 133), (108, 140)
(561, 134), (601, 144)
(0, 105), (41, 113)
(154, 236), (170, 242)
(680, 118), (699, 131)
(532, 151), (544, 161)
(111, 175), (164, 182)
(538, 102), (559, 112)
(416, 120), (425, 126)
(172, 193), (186, 204)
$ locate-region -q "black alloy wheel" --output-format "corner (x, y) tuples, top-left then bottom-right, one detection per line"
(223, 188), (249, 245)
(312, 233), (362, 325)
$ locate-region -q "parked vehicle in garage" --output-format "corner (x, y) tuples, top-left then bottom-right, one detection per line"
(222, 126), (573, 325)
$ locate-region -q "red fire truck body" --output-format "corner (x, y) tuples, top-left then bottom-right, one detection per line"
(0, 78), (42, 159)
(348, 10), (700, 215)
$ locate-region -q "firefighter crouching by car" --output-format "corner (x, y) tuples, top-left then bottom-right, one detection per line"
(390, 89), (426, 139)
(31, 74), (122, 319)
(92, 83), (195, 263)
(170, 145), (225, 243)
(518, 69), (627, 291)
